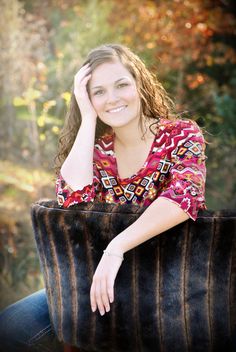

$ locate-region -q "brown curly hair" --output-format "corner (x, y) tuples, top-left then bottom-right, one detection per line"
(54, 43), (176, 175)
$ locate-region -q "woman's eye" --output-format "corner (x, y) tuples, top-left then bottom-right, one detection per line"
(94, 90), (104, 96)
(117, 83), (128, 88)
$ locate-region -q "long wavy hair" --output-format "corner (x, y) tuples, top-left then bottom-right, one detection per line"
(54, 44), (176, 175)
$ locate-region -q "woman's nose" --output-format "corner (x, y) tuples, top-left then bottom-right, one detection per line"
(106, 89), (119, 104)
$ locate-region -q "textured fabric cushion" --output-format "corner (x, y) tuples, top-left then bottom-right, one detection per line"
(31, 200), (236, 352)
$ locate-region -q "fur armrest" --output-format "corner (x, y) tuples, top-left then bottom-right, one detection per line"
(31, 200), (236, 352)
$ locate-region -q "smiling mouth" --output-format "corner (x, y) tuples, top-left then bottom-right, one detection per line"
(106, 105), (127, 113)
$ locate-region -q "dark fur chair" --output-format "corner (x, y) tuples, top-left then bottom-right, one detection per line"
(31, 200), (236, 352)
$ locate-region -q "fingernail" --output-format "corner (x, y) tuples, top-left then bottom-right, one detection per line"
(105, 306), (110, 312)
(100, 310), (105, 316)
(91, 306), (96, 312)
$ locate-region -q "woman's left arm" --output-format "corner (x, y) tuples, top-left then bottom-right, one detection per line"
(90, 119), (207, 316)
(90, 197), (189, 316)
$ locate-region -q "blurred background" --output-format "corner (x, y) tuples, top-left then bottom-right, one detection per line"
(0, 0), (235, 309)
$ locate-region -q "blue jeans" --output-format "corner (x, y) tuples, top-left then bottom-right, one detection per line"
(0, 289), (64, 352)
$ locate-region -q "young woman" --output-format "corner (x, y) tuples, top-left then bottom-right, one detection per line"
(0, 44), (206, 351)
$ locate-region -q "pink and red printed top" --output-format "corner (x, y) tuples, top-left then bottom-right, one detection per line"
(56, 118), (207, 220)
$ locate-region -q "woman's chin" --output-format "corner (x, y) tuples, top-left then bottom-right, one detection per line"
(100, 116), (140, 130)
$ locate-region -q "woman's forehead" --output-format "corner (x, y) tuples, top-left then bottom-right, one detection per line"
(90, 60), (134, 87)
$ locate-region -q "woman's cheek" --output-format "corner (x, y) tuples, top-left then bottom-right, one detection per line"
(125, 87), (139, 100)
(91, 96), (104, 111)
(91, 97), (101, 113)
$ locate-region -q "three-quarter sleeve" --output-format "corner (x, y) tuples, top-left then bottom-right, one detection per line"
(55, 162), (101, 208)
(158, 120), (207, 220)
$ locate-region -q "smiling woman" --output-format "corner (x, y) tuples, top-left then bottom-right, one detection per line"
(0, 44), (207, 352)
(88, 61), (141, 129)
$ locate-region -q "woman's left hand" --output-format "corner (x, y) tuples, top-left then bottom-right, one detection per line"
(90, 249), (124, 316)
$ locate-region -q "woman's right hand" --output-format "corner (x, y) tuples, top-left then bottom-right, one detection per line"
(74, 63), (97, 122)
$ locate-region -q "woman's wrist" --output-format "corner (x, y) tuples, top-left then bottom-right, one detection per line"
(103, 249), (124, 261)
(80, 117), (97, 129)
(105, 237), (126, 256)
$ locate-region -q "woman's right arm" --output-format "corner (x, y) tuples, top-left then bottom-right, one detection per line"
(60, 119), (96, 191)
(60, 63), (98, 192)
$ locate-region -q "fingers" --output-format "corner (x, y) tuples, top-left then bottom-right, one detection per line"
(90, 276), (111, 316)
(97, 278), (110, 315)
(101, 278), (111, 313)
(74, 64), (91, 94)
(90, 281), (97, 313)
(81, 73), (91, 86)
(74, 63), (91, 83)
(107, 277), (114, 304)
(90, 254), (123, 316)
(73, 63), (97, 119)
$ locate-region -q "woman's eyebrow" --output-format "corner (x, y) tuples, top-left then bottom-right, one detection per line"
(91, 77), (130, 90)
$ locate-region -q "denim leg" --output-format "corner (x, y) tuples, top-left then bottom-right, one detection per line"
(0, 289), (64, 352)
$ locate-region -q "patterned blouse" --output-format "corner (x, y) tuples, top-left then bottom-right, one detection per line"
(56, 118), (207, 220)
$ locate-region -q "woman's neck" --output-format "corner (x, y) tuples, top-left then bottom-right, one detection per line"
(113, 119), (156, 149)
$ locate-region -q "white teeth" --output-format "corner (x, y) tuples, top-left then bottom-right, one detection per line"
(107, 106), (126, 113)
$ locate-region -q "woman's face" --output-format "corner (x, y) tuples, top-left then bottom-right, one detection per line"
(88, 60), (141, 129)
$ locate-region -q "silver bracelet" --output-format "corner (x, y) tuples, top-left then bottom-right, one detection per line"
(103, 250), (124, 261)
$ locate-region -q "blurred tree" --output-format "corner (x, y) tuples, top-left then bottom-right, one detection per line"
(0, 0), (49, 166)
